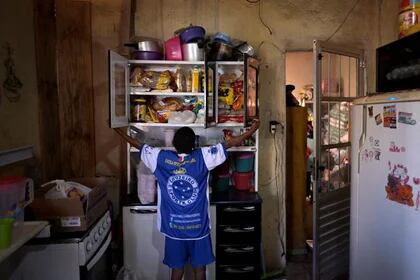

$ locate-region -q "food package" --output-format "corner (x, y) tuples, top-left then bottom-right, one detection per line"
(218, 86), (235, 105)
(130, 67), (144, 85)
(156, 110), (172, 123)
(219, 73), (237, 86)
(232, 95), (243, 111)
(139, 70), (172, 90)
(168, 110), (197, 124)
(151, 97), (183, 111)
(42, 180), (91, 201)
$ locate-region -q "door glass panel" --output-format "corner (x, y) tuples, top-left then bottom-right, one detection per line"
(349, 57), (358, 97)
(321, 52), (330, 97)
(321, 103), (329, 145)
(247, 65), (258, 119)
(115, 64), (126, 117)
(340, 102), (350, 143)
(207, 66), (215, 122)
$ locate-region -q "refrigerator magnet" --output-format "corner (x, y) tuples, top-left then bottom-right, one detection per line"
(398, 112), (416, 125)
(368, 106), (373, 117)
(383, 105), (397, 128)
(375, 113), (382, 125)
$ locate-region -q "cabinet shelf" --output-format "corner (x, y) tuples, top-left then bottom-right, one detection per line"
(130, 122), (205, 128)
(129, 91), (205, 97)
(130, 146), (256, 153)
(216, 123), (245, 127)
(128, 60), (205, 66)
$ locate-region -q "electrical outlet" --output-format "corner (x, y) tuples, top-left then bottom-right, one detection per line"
(270, 120), (280, 134)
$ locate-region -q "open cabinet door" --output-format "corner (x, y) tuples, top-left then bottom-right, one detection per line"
(205, 61), (216, 128)
(312, 41), (365, 280)
(244, 56), (259, 126)
(109, 50), (129, 128)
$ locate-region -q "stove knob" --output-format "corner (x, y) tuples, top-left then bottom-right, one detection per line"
(86, 241), (93, 252)
(99, 227), (104, 236)
(94, 232), (99, 241)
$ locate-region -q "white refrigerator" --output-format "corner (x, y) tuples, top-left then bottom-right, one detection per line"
(350, 91), (420, 280)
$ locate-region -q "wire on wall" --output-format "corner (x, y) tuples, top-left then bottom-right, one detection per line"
(274, 131), (286, 260)
(325, 0), (362, 42)
(246, 0), (273, 35)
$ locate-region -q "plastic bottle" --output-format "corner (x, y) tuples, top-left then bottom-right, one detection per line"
(175, 67), (186, 92)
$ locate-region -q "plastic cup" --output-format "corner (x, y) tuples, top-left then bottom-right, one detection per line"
(0, 218), (14, 249)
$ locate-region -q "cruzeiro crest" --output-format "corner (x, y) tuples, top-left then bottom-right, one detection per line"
(167, 175), (199, 206)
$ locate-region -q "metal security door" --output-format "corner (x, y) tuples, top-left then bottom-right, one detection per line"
(312, 41), (364, 280)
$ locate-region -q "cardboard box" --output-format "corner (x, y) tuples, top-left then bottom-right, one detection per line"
(31, 178), (108, 232)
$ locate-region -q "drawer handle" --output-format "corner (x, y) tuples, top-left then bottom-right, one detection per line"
(225, 246), (255, 253)
(224, 206), (255, 213)
(224, 266), (255, 274)
(130, 209), (157, 214)
(224, 226), (255, 233)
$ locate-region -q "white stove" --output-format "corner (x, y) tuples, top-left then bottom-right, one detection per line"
(16, 211), (113, 280)
(79, 211), (112, 266)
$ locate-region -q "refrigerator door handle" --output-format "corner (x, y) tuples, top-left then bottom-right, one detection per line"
(358, 105), (367, 173)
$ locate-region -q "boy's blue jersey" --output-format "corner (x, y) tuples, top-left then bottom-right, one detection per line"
(141, 143), (227, 240)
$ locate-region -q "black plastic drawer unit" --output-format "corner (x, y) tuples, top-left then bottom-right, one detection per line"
(216, 202), (261, 280)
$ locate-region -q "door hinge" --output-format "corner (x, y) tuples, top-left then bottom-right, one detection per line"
(360, 60), (366, 68)
(318, 53), (323, 60)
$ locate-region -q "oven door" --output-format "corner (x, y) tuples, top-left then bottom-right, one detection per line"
(80, 232), (113, 280)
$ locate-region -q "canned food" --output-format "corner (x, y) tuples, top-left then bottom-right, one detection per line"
(132, 98), (147, 122)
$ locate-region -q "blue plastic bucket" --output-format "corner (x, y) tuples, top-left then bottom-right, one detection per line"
(234, 153), (255, 172)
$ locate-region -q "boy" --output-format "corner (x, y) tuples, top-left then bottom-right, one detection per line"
(115, 119), (259, 280)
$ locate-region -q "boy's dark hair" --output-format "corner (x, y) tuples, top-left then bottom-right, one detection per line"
(173, 127), (196, 154)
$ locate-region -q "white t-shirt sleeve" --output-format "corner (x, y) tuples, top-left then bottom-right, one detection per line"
(140, 144), (161, 173)
(201, 143), (227, 171)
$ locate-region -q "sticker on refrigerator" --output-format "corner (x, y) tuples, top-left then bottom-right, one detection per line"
(368, 106), (373, 117)
(385, 163), (414, 207)
(383, 105), (397, 129)
(375, 114), (382, 125)
(398, 112), (416, 125)
(389, 141), (406, 153)
(361, 137), (381, 161)
(413, 177), (420, 185)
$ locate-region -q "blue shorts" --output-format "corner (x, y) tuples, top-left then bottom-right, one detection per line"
(163, 235), (215, 269)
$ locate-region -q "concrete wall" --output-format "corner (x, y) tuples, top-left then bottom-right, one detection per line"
(132, 0), (399, 271)
(0, 0), (39, 154)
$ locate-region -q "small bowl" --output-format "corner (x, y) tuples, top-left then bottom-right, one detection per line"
(131, 51), (163, 60)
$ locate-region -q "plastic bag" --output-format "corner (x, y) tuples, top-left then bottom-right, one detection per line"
(116, 267), (138, 280)
(42, 180), (91, 201)
(137, 162), (156, 204)
(168, 110), (196, 124)
(139, 70), (172, 90)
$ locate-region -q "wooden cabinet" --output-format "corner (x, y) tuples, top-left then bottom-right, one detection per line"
(286, 107), (308, 254)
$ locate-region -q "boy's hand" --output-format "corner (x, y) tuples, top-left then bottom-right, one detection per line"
(250, 119), (260, 132)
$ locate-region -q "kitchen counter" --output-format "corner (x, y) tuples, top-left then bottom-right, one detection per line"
(0, 221), (48, 264)
(125, 189), (262, 206)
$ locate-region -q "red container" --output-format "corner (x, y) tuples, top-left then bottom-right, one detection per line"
(233, 172), (254, 191)
(165, 36), (183, 60)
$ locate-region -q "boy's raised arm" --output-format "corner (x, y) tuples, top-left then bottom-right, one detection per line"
(114, 127), (142, 149)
